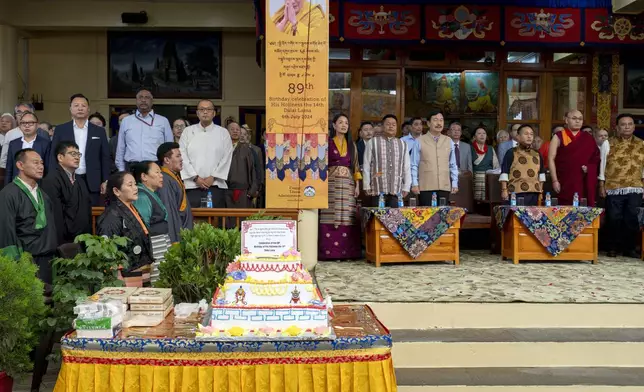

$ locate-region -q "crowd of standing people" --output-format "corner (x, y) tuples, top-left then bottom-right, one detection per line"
(321, 109), (643, 261)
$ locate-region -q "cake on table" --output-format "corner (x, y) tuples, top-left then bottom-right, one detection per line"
(198, 248), (333, 339)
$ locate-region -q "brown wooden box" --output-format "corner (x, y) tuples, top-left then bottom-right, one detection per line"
(501, 214), (600, 264)
(365, 216), (461, 267)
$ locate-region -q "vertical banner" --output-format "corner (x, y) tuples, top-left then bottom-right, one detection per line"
(265, 0), (329, 209)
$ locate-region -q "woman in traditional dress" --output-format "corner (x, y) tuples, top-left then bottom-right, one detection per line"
(130, 161), (171, 284)
(318, 114), (362, 260)
(471, 127), (500, 200)
(98, 171), (153, 286)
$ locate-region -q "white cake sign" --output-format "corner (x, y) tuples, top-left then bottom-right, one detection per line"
(241, 220), (297, 255)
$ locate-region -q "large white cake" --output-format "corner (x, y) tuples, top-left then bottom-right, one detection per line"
(199, 249), (333, 338)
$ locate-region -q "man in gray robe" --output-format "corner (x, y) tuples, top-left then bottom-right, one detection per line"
(156, 142), (193, 243)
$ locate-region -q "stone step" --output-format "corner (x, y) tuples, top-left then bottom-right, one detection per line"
(395, 367), (644, 387)
(391, 328), (644, 343)
(365, 303), (644, 329)
(392, 342), (644, 368)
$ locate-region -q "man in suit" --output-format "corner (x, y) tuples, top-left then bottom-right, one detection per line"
(447, 122), (473, 173)
(6, 112), (51, 184)
(50, 93), (110, 206)
(497, 123), (521, 164)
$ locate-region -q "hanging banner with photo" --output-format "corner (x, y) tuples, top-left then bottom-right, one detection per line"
(265, 0), (329, 209)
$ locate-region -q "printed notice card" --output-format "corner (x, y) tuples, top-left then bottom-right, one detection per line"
(241, 220), (297, 255)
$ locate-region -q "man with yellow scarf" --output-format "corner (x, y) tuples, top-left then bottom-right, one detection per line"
(157, 142), (193, 243)
(272, 0), (325, 36)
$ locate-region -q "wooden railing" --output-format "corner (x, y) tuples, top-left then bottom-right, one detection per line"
(91, 207), (300, 234)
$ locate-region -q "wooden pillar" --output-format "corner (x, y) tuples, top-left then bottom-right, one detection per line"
(298, 209), (318, 272)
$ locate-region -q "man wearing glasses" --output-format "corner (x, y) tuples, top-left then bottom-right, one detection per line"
(179, 99), (233, 208)
(50, 93), (111, 206)
(115, 88), (173, 171)
(42, 141), (92, 245)
(0, 102), (49, 170)
(548, 110), (600, 207)
(5, 112), (51, 185)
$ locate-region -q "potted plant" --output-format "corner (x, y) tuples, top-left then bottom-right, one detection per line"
(0, 252), (47, 391)
(156, 223), (241, 303)
(46, 234), (129, 333)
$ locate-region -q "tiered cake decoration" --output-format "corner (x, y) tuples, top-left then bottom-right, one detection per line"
(198, 247), (333, 339)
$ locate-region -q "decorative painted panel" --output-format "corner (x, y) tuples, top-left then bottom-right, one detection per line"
(343, 3), (421, 40)
(425, 5), (501, 42)
(504, 7), (581, 43)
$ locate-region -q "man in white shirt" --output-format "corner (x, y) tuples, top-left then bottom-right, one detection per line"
(0, 102), (49, 169)
(179, 99), (233, 208)
(497, 123), (521, 163)
(49, 94), (110, 205)
(447, 121), (473, 173)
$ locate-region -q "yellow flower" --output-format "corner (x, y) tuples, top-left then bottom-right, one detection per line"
(284, 325), (302, 336)
(227, 326), (245, 337)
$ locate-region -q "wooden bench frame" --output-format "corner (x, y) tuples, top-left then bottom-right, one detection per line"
(91, 207), (300, 234)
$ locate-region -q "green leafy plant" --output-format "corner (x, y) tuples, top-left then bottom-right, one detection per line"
(0, 252), (47, 378)
(46, 234), (129, 333)
(156, 223), (241, 303)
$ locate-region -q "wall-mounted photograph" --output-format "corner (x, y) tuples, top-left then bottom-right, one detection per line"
(623, 65), (644, 109)
(108, 31), (222, 99)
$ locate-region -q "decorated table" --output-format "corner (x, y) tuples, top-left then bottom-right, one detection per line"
(361, 207), (466, 267)
(494, 206), (603, 264)
(53, 304), (396, 392)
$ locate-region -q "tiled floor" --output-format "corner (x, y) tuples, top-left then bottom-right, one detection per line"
(13, 365), (58, 392)
(316, 250), (644, 303)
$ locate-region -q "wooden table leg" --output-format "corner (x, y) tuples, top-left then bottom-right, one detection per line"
(512, 217), (520, 264)
(454, 229), (460, 265)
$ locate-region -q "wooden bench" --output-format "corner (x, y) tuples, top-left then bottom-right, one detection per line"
(91, 207), (300, 234)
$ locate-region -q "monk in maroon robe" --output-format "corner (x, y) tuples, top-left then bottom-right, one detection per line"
(548, 110), (600, 206)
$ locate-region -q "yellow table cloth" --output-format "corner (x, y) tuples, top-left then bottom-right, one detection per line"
(54, 305), (396, 392)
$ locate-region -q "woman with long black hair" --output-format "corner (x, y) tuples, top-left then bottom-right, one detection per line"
(318, 113), (362, 261)
(97, 171), (153, 286)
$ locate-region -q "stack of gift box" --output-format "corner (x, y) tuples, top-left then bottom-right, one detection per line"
(74, 287), (175, 335)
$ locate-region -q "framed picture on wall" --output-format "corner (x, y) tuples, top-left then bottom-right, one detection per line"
(108, 31), (222, 99)
(463, 71), (499, 114)
(424, 72), (461, 115)
(623, 65), (644, 109)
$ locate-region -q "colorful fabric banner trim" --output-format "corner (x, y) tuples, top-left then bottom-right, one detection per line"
(494, 206), (603, 256)
(362, 207), (465, 259)
(55, 350), (397, 392)
(61, 333), (393, 353)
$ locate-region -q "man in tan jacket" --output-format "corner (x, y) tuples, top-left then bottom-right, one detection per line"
(411, 110), (459, 206)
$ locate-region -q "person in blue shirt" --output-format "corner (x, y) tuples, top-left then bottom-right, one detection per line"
(115, 88), (173, 171)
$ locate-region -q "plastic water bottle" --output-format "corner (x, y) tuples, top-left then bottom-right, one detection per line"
(397, 193), (404, 208)
(545, 192), (551, 207)
(510, 192), (517, 206)
(431, 192), (437, 207)
(206, 191), (213, 208)
(378, 193), (385, 208)
(573, 192), (579, 207)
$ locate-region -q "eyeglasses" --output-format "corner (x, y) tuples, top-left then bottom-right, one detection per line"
(67, 152), (82, 158)
(19, 121), (38, 126)
(173, 124), (186, 129)
(197, 108), (215, 113)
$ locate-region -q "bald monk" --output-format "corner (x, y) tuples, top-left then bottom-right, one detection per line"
(272, 0), (325, 36)
(548, 110), (600, 206)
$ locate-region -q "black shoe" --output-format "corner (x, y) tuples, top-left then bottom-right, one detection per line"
(607, 251), (617, 257)
(623, 250), (640, 259)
